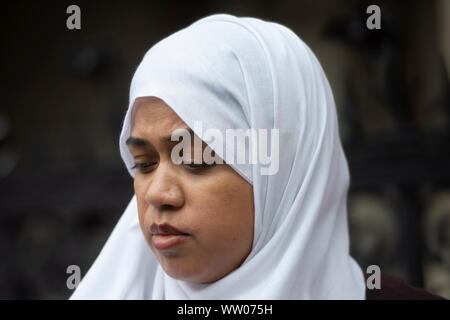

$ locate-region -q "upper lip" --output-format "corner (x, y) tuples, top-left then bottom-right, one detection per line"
(150, 223), (189, 236)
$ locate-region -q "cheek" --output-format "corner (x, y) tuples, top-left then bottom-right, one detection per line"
(133, 177), (150, 234)
(187, 175), (254, 253)
(133, 176), (146, 197)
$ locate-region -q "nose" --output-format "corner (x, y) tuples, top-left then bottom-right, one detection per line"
(143, 163), (185, 211)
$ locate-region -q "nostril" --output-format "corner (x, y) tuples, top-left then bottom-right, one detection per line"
(161, 204), (176, 211)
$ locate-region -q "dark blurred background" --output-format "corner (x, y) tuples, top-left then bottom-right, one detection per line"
(0, 0), (449, 299)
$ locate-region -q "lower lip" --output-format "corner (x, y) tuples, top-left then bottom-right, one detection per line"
(151, 234), (190, 250)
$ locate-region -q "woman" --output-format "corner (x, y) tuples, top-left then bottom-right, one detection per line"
(69, 14), (439, 299)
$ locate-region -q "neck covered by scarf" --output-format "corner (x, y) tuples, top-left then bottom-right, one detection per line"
(70, 14), (366, 299)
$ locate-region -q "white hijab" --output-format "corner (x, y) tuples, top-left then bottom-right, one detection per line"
(70, 13), (366, 299)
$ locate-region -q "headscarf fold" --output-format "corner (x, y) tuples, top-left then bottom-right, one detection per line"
(70, 13), (366, 299)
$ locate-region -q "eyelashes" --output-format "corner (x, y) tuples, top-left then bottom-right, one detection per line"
(131, 161), (216, 173)
(130, 162), (157, 170)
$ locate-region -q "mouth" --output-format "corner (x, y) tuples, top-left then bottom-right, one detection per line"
(150, 223), (190, 250)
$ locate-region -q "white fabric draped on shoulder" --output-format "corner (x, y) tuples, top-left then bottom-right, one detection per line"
(70, 13), (366, 299)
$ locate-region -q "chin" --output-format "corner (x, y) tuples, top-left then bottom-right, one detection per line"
(160, 259), (198, 280)
(160, 261), (217, 284)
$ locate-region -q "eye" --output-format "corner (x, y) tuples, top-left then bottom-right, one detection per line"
(183, 161), (216, 170)
(131, 162), (157, 173)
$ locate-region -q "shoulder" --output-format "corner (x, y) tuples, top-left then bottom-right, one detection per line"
(365, 273), (446, 300)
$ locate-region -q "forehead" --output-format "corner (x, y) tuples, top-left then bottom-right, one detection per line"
(130, 97), (187, 136)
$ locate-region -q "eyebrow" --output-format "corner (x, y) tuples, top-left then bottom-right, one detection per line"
(126, 127), (195, 146)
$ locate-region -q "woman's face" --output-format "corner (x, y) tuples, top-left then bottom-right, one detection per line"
(127, 97), (254, 284)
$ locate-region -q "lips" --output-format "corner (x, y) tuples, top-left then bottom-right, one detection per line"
(150, 223), (188, 236)
(150, 223), (190, 250)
